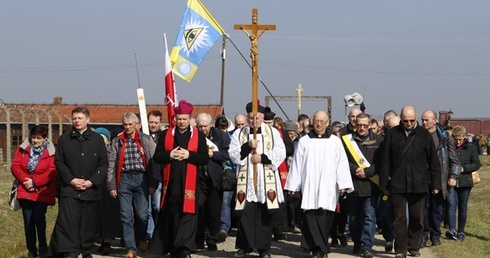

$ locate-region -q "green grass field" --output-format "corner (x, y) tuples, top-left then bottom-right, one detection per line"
(1, 157), (489, 257)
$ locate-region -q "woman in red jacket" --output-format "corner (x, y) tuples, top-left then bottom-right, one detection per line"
(11, 125), (57, 258)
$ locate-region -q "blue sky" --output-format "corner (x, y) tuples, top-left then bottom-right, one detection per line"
(1, 0), (489, 122)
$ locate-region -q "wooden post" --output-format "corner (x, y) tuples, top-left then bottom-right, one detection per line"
(296, 84), (303, 117)
(234, 9), (276, 192)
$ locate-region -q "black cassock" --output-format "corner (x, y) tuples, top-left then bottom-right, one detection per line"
(149, 128), (209, 256)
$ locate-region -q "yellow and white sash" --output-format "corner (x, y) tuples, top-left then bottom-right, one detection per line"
(341, 134), (379, 186)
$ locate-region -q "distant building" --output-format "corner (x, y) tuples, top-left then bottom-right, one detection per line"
(0, 97), (223, 164)
(439, 110), (490, 137)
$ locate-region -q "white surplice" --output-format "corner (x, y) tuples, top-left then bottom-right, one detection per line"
(229, 124), (286, 204)
(285, 133), (354, 211)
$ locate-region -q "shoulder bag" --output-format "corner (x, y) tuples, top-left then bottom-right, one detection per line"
(472, 170), (481, 185)
(221, 168), (237, 191)
(8, 180), (21, 211)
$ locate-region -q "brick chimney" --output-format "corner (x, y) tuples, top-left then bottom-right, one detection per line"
(53, 97), (63, 105)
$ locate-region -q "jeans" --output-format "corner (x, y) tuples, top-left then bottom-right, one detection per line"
(118, 173), (149, 252)
(347, 194), (378, 251)
(422, 192), (444, 240)
(447, 187), (472, 233)
(221, 190), (234, 233)
(147, 182), (162, 238)
(20, 200), (48, 256)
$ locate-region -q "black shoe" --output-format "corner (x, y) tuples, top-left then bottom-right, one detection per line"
(217, 229), (227, 243)
(259, 249), (271, 258)
(312, 251), (327, 258)
(431, 238), (441, 246)
(195, 245), (205, 252)
(385, 241), (393, 253)
(235, 248), (252, 257)
(362, 250), (374, 258)
(338, 234), (348, 247)
(207, 240), (218, 251)
(63, 253), (79, 258)
(419, 236), (428, 248)
(273, 232), (286, 241)
(352, 246), (362, 255)
(98, 242), (111, 255)
(330, 238), (339, 247)
(82, 254), (93, 258)
(27, 253), (38, 258)
(408, 250), (420, 257)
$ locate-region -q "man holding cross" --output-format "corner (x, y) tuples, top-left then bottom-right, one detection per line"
(229, 102), (286, 258)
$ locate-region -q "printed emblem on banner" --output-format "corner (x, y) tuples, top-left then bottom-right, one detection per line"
(267, 189), (276, 202)
(237, 190), (246, 204)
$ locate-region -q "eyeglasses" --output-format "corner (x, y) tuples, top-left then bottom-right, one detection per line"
(313, 120), (327, 124)
(402, 119), (416, 123)
(356, 124), (370, 128)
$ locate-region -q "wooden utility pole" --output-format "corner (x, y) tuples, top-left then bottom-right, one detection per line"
(234, 9), (276, 192)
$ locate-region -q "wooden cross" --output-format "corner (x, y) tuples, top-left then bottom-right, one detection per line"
(234, 9), (276, 117)
(234, 9), (276, 193)
(296, 84), (303, 117)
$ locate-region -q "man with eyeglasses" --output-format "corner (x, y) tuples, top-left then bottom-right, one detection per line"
(285, 110), (353, 258)
(379, 106), (441, 258)
(194, 112), (231, 252)
(341, 113), (383, 257)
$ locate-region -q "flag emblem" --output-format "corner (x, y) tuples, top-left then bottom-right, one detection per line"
(171, 0), (224, 82)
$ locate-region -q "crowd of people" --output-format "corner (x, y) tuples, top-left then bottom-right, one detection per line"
(10, 102), (482, 258)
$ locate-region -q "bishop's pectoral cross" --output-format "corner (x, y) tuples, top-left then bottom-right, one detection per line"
(234, 9), (276, 193)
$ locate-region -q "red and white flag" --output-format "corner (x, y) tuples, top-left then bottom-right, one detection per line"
(164, 33), (178, 128)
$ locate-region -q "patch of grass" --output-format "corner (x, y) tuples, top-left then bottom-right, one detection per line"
(430, 156), (490, 258)
(1, 157), (490, 257)
(0, 165), (57, 258)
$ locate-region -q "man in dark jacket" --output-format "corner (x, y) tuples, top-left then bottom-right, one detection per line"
(342, 113), (382, 258)
(420, 110), (460, 247)
(195, 112), (230, 251)
(49, 106), (109, 258)
(379, 106), (441, 258)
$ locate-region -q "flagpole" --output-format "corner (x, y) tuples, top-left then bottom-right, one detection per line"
(220, 34), (228, 108)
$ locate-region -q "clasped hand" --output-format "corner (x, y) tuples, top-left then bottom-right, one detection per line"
(170, 146), (190, 161)
(70, 178), (93, 191)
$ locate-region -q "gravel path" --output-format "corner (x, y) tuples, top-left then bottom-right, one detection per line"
(91, 229), (435, 258)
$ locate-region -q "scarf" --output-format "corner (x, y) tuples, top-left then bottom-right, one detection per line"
(28, 139), (48, 173)
(161, 127), (199, 214)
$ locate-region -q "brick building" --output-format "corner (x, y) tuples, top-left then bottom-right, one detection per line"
(0, 97), (223, 165)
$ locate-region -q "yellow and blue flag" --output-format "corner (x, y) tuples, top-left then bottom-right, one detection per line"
(171, 0), (225, 82)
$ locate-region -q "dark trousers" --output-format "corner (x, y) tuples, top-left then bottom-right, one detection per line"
(392, 193), (427, 255)
(196, 182), (223, 247)
(236, 201), (272, 251)
(422, 192), (444, 240)
(272, 195), (288, 235)
(377, 194), (395, 242)
(20, 200), (48, 256)
(302, 209), (335, 255)
(49, 197), (99, 256)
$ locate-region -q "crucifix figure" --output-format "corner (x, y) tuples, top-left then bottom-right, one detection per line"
(234, 9), (276, 192)
(296, 84), (303, 116)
